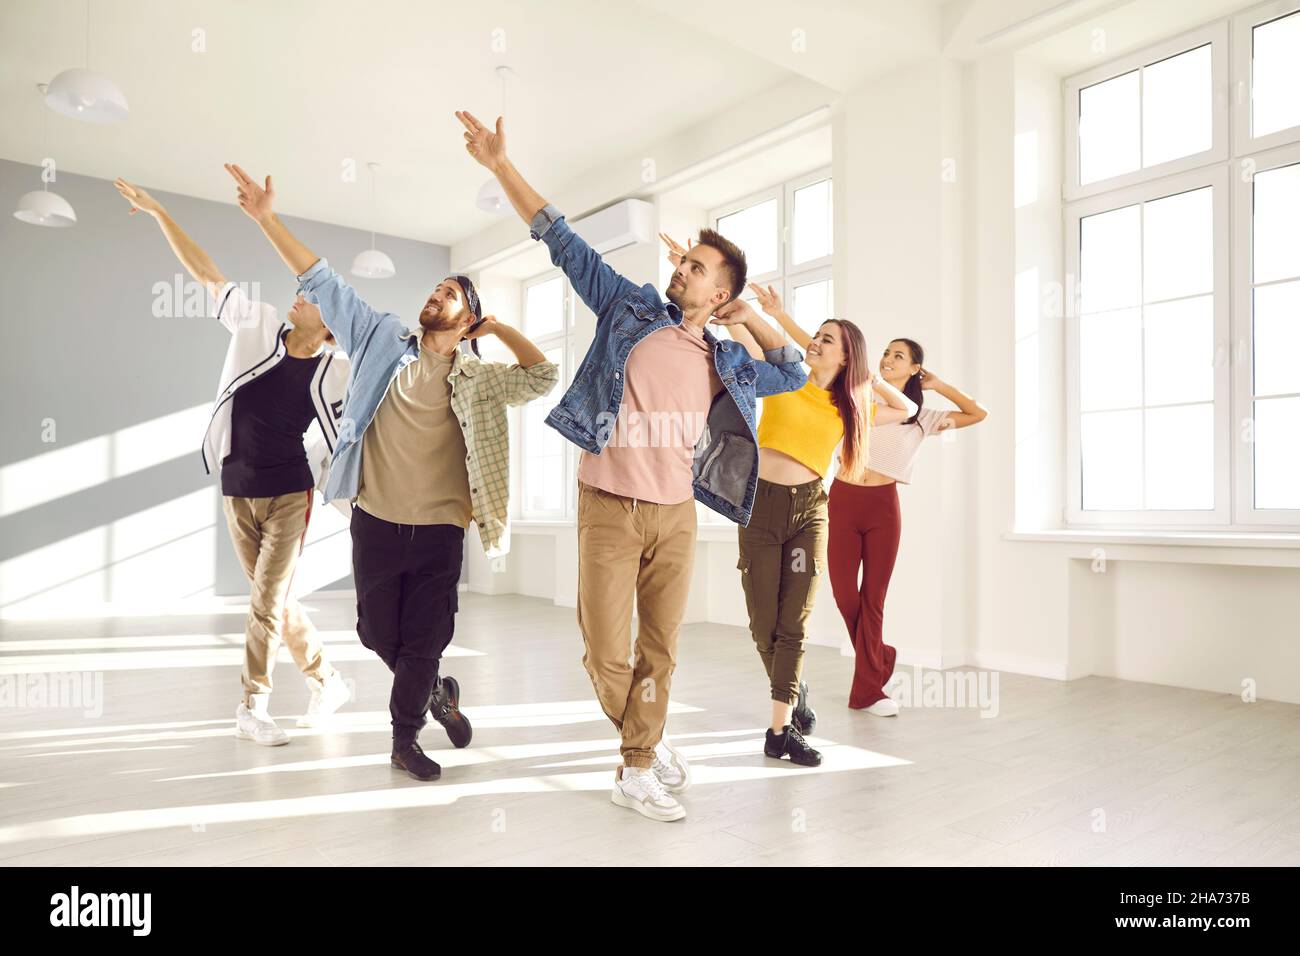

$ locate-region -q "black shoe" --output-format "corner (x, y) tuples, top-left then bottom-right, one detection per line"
(391, 739), (441, 781)
(764, 725), (822, 767)
(428, 675), (472, 749)
(791, 680), (817, 735)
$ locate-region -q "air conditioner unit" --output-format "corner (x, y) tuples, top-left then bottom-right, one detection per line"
(569, 198), (655, 255)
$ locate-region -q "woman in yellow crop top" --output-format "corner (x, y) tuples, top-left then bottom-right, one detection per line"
(665, 232), (914, 765)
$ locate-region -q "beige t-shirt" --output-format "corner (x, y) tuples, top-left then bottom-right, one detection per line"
(866, 406), (951, 484)
(358, 344), (473, 526)
(578, 324), (722, 504)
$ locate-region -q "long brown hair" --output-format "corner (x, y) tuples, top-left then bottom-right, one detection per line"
(820, 319), (872, 480)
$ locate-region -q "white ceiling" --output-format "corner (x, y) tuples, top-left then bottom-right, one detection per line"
(0, 0), (947, 247)
(0, 0), (798, 246)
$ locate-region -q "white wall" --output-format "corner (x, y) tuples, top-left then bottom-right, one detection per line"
(451, 16), (1300, 706)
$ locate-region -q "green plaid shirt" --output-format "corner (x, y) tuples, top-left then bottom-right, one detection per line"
(445, 347), (559, 557)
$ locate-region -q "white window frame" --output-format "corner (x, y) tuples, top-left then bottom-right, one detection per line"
(1231, 139), (1300, 527)
(1064, 21), (1229, 202)
(1231, 1), (1300, 155)
(516, 270), (574, 521)
(702, 166), (834, 525)
(1064, 4), (1300, 531)
(1064, 166), (1231, 529)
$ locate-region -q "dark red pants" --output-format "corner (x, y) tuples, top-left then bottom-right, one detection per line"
(827, 480), (901, 709)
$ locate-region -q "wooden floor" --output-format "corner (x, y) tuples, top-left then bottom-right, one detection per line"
(1, 591), (1298, 867)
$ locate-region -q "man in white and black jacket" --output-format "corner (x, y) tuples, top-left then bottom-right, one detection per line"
(115, 178), (352, 746)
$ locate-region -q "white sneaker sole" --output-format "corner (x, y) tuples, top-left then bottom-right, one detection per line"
(611, 789), (686, 822)
(234, 727), (290, 746)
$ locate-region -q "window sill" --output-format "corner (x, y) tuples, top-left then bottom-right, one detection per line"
(1002, 529), (1300, 568)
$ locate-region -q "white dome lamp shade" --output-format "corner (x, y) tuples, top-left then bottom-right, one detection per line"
(13, 189), (77, 227)
(351, 248), (396, 279)
(475, 177), (508, 214)
(351, 162), (395, 279)
(44, 68), (129, 124)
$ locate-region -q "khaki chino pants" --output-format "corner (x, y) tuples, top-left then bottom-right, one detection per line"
(576, 481), (697, 769)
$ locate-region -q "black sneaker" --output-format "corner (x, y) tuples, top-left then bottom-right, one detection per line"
(791, 680), (817, 735)
(391, 739), (441, 781)
(764, 725), (822, 767)
(428, 675), (472, 749)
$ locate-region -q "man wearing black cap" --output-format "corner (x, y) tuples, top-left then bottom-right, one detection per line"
(225, 163), (559, 781)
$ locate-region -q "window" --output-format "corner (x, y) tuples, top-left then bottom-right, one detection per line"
(1066, 22), (1227, 200)
(1064, 2), (1300, 531)
(516, 273), (572, 520)
(1233, 3), (1300, 152)
(705, 167), (834, 523)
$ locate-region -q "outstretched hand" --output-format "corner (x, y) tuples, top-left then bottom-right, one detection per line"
(224, 163), (275, 223)
(658, 232), (691, 267)
(114, 178), (165, 218)
(456, 111), (507, 170)
(748, 282), (783, 318)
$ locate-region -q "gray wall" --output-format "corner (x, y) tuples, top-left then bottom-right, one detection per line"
(0, 159), (450, 603)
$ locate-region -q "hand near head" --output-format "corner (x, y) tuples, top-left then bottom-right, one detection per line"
(658, 232), (692, 268)
(462, 315), (500, 340)
(114, 178), (166, 218)
(224, 163), (275, 223)
(919, 367), (944, 390)
(748, 282), (783, 318)
(710, 298), (757, 327)
(456, 111), (507, 171)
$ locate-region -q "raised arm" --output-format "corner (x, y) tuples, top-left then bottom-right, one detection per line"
(457, 111), (638, 320)
(749, 283), (812, 351)
(224, 164), (319, 276)
(464, 316), (560, 407)
(224, 163), (391, 354)
(114, 179), (226, 299)
(711, 298), (807, 398)
(920, 370), (988, 429)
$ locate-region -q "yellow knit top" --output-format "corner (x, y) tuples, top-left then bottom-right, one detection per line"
(757, 379), (869, 477)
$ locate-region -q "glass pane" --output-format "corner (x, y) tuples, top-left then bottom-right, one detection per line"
(1080, 204), (1141, 313)
(717, 198), (778, 277)
(1079, 70), (1140, 185)
(1144, 403), (1214, 510)
(1143, 186), (1213, 303)
(522, 346), (566, 515)
(1079, 308), (1142, 411)
(524, 275), (564, 338)
(1141, 44), (1212, 168)
(1254, 279), (1300, 397)
(1253, 11), (1300, 139)
(792, 179), (832, 264)
(1143, 295), (1214, 406)
(1253, 396), (1300, 509)
(1080, 408), (1142, 510)
(1253, 162), (1300, 284)
(791, 278), (833, 329)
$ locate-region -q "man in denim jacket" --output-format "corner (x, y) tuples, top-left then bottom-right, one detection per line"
(459, 111), (806, 822)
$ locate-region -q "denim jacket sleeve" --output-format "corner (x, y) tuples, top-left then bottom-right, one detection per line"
(752, 345), (808, 398)
(297, 257), (402, 356)
(529, 204), (639, 322)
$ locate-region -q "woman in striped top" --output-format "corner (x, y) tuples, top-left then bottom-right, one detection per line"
(829, 337), (988, 714)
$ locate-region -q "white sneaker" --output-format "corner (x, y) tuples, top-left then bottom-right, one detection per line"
(297, 672), (351, 728)
(235, 694), (289, 746)
(611, 767), (686, 822)
(865, 697), (900, 717)
(651, 735), (690, 793)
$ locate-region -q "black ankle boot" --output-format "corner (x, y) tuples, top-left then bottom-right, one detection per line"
(791, 680), (817, 735)
(764, 725), (822, 767)
(428, 675), (472, 749)
(391, 739), (441, 781)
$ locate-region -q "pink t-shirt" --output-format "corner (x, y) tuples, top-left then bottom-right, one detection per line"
(578, 324), (722, 504)
(866, 406), (951, 484)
